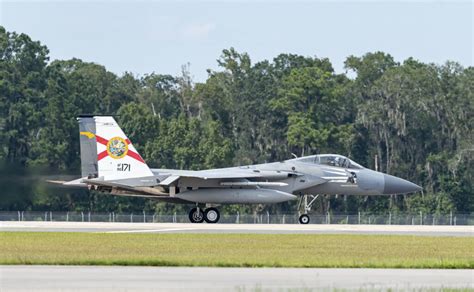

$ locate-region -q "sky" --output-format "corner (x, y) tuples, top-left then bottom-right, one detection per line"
(1, 0), (472, 82)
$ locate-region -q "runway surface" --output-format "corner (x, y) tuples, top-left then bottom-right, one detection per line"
(1, 265), (472, 291)
(1, 221), (473, 236)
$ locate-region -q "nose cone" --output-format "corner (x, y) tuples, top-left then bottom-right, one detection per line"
(383, 174), (422, 194)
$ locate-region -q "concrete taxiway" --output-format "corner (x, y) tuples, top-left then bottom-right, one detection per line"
(0, 221), (472, 236)
(0, 266), (472, 291)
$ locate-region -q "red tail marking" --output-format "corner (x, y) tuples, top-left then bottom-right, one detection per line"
(123, 138), (146, 163)
(95, 135), (108, 146)
(97, 150), (108, 161)
(127, 151), (145, 163)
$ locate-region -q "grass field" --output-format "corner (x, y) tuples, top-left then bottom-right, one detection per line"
(0, 232), (472, 268)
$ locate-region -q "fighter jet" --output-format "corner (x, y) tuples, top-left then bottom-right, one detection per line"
(56, 115), (422, 224)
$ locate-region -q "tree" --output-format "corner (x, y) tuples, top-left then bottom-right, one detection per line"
(271, 65), (353, 156)
(0, 26), (49, 165)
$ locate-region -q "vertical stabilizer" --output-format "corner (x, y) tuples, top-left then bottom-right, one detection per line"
(93, 116), (153, 180)
(78, 116), (98, 178)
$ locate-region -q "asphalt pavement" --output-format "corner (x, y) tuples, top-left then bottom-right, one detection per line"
(1, 266), (472, 291)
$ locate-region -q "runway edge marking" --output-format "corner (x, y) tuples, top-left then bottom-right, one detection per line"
(104, 227), (199, 234)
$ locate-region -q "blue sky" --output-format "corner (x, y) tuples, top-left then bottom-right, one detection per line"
(1, 1), (472, 82)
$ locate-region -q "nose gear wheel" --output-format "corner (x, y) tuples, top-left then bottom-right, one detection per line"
(299, 214), (310, 224)
(297, 194), (319, 224)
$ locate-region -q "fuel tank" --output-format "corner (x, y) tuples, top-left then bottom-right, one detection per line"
(175, 188), (297, 204)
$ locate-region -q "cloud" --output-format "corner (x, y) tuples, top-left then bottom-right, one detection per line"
(180, 23), (215, 40)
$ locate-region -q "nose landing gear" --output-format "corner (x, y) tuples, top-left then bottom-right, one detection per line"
(297, 194), (319, 224)
(298, 214), (310, 224)
(188, 207), (220, 223)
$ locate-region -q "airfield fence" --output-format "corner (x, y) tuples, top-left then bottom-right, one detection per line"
(0, 211), (473, 225)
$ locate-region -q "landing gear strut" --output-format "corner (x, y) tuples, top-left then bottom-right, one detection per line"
(188, 207), (220, 223)
(297, 194), (319, 224)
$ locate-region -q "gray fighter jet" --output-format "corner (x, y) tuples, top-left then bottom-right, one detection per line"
(57, 116), (422, 224)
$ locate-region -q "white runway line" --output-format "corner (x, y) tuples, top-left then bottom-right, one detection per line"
(1, 221), (473, 236)
(105, 227), (199, 233)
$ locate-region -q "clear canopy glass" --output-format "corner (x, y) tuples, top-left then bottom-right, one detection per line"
(294, 154), (364, 169)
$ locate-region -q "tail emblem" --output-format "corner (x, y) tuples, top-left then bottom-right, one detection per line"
(80, 131), (145, 163)
(107, 137), (128, 159)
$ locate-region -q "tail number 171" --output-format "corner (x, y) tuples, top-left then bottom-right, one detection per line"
(117, 163), (131, 172)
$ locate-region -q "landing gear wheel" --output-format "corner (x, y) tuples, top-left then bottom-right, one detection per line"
(299, 214), (310, 224)
(189, 207), (204, 223)
(204, 208), (220, 223)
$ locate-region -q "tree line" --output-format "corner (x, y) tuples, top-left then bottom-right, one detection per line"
(0, 26), (472, 214)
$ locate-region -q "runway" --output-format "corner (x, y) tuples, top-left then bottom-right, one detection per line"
(1, 221), (473, 236)
(0, 265), (472, 291)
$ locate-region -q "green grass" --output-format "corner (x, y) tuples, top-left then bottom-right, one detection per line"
(0, 232), (473, 268)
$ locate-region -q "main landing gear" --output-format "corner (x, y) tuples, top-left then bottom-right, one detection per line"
(297, 194), (319, 224)
(188, 207), (220, 223)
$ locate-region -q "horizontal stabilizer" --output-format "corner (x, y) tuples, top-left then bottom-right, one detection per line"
(46, 180), (67, 184)
(83, 178), (168, 196)
(46, 178), (88, 188)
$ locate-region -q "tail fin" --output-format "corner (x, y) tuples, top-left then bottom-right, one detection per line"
(79, 116), (153, 180)
(78, 116), (98, 178)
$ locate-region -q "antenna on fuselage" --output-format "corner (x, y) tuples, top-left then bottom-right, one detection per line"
(291, 153), (298, 159)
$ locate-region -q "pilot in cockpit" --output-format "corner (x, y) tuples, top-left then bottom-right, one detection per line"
(330, 156), (349, 168)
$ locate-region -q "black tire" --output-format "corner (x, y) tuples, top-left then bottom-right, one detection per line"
(189, 207), (204, 223)
(204, 207), (220, 223)
(299, 214), (310, 224)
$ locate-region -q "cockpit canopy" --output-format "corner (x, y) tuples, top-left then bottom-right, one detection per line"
(294, 154), (364, 169)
